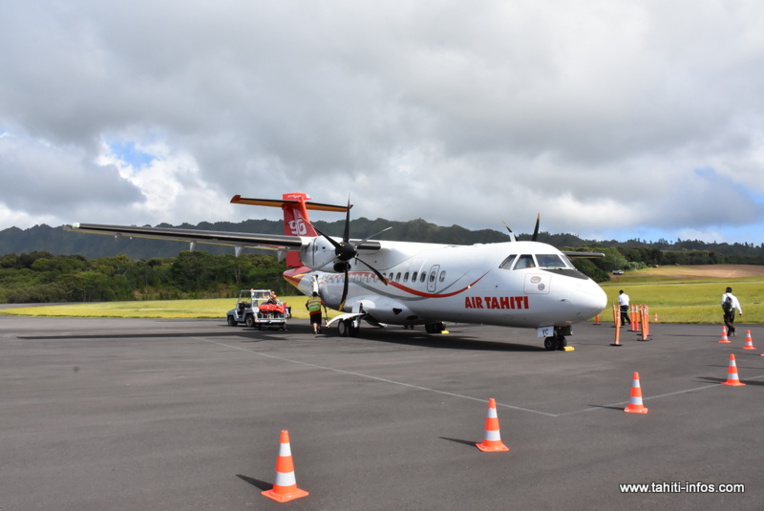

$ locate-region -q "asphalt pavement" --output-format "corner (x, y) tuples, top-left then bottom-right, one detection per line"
(1, 315), (762, 510)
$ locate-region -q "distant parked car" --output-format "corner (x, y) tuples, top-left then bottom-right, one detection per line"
(612, 270), (624, 275)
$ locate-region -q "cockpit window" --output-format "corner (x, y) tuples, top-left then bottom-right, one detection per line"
(499, 254), (517, 269)
(536, 254), (568, 269)
(514, 254), (536, 269)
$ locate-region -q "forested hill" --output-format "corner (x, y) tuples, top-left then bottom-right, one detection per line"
(1, 218), (763, 264)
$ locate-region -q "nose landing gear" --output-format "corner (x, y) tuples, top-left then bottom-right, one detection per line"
(544, 326), (572, 351)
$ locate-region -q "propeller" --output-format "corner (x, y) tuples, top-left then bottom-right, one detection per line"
(503, 214), (541, 242)
(312, 202), (390, 310)
(502, 221), (517, 242)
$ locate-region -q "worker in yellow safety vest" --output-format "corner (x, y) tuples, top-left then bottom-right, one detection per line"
(305, 292), (327, 335)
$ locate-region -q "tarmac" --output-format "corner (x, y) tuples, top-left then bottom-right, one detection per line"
(1, 315), (762, 510)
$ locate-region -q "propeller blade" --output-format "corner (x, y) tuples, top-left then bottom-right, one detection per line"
(339, 265), (350, 311)
(356, 226), (392, 247)
(531, 214), (540, 241)
(342, 200), (352, 242)
(313, 225), (342, 250)
(502, 221), (516, 242)
(356, 256), (388, 284)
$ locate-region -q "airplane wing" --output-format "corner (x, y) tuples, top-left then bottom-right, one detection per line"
(563, 251), (605, 258)
(64, 223), (306, 251)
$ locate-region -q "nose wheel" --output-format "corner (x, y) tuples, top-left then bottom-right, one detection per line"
(544, 326), (571, 351)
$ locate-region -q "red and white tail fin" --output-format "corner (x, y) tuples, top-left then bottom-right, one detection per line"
(230, 192), (348, 267)
(280, 192), (319, 237)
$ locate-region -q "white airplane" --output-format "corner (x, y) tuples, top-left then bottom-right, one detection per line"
(66, 192), (607, 350)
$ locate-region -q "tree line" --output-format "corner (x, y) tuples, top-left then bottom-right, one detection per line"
(2, 219), (763, 262)
(1, 218), (762, 303)
(0, 251), (289, 304)
(0, 243), (756, 304)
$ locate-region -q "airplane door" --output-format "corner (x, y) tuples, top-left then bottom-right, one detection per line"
(427, 265), (440, 293)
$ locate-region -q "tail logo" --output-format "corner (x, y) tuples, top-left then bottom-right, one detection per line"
(288, 218), (308, 236)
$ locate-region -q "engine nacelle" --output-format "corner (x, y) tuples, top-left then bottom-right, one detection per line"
(356, 298), (417, 323)
(299, 237), (341, 272)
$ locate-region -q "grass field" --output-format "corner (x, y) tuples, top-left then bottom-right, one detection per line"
(1, 265), (762, 323)
(0, 297), (339, 321)
(601, 264), (764, 324)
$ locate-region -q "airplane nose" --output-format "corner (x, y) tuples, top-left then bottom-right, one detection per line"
(570, 279), (608, 319)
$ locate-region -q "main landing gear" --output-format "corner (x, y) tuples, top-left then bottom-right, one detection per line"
(337, 318), (361, 337)
(544, 326), (572, 351)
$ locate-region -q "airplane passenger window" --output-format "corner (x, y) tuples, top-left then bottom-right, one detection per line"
(396, 272), (402, 281)
(420, 272), (426, 282)
(536, 254), (567, 268)
(429, 271), (436, 282)
(499, 254), (517, 270)
(412, 271), (418, 282)
(404, 272), (409, 282)
(439, 271), (446, 282)
(514, 254), (536, 269)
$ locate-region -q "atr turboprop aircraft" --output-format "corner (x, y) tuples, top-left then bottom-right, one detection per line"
(66, 192), (607, 350)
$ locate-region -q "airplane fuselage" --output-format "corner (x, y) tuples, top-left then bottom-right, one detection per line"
(66, 192), (608, 347)
(285, 239), (607, 329)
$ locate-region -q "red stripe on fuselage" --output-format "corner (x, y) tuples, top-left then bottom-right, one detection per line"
(284, 269), (490, 299)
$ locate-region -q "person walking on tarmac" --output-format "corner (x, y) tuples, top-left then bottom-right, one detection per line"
(618, 290), (631, 327)
(305, 292), (328, 335)
(721, 287), (743, 337)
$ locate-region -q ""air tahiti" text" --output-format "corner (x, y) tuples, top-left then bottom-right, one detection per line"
(465, 296), (529, 309)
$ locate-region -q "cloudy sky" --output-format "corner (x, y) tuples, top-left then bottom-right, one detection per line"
(1, 1), (763, 244)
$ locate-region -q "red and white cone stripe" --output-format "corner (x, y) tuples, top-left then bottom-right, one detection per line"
(722, 354), (746, 387)
(624, 372), (648, 414)
(262, 430), (309, 502)
(476, 398), (509, 452)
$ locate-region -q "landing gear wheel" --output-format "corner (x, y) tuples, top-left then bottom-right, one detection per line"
(544, 326), (572, 351)
(425, 322), (445, 334)
(338, 319), (350, 337)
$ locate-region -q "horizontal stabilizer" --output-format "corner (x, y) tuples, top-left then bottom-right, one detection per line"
(231, 195), (349, 213)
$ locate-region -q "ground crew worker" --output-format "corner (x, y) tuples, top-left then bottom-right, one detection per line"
(721, 287), (743, 337)
(305, 292), (327, 335)
(618, 290), (630, 327)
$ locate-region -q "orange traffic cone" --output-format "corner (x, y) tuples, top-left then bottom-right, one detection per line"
(476, 398), (509, 452)
(721, 354), (746, 387)
(743, 330), (756, 350)
(624, 372), (648, 414)
(718, 326), (730, 344)
(262, 430), (309, 503)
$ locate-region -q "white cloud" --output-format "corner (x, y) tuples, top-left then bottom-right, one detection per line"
(1, 0), (763, 243)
